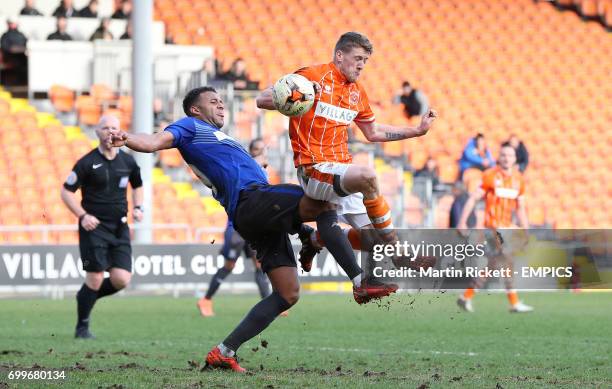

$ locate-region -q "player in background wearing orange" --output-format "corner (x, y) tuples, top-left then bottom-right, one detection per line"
(257, 32), (437, 284)
(456, 142), (533, 313)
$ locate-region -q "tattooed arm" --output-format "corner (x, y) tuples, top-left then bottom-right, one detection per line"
(355, 109), (437, 142)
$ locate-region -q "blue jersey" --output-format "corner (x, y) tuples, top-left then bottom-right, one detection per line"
(165, 117), (268, 222)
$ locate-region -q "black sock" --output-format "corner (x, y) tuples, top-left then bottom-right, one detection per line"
(76, 284), (98, 329)
(254, 268), (270, 298)
(222, 291), (291, 351)
(316, 210), (362, 280)
(205, 267), (232, 299)
(299, 223), (314, 238)
(97, 278), (119, 300)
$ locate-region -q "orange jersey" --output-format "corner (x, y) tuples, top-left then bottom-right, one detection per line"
(481, 167), (525, 228)
(289, 62), (375, 167)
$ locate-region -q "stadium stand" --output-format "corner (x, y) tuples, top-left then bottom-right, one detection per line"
(0, 0), (610, 245)
(152, 0), (611, 229)
(550, 0), (612, 28)
(0, 86), (226, 244)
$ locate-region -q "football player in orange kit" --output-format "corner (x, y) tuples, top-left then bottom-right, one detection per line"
(456, 142), (533, 313)
(257, 32), (437, 279)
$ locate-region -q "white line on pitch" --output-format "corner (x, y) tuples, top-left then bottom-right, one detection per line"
(298, 346), (478, 357)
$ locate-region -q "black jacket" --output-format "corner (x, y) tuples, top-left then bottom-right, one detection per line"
(20, 7), (43, 16)
(1, 29), (27, 53)
(515, 142), (529, 172)
(77, 7), (98, 18)
(52, 6), (76, 17)
(47, 31), (73, 41)
(400, 90), (422, 118)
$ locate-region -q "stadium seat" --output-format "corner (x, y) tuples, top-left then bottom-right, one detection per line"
(578, 0), (599, 17)
(76, 96), (102, 126)
(90, 84), (116, 106)
(48, 85), (75, 113)
(159, 149), (183, 168)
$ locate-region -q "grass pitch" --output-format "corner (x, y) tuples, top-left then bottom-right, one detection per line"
(0, 292), (611, 388)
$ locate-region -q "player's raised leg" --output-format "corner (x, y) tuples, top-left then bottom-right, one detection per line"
(297, 194), (398, 304)
(341, 164), (397, 242)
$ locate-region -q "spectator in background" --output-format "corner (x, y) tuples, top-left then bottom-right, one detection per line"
(47, 16), (72, 41)
(52, 0), (76, 18)
(112, 0), (132, 19)
(395, 81), (429, 119)
(508, 134), (529, 172)
(77, 0), (99, 18)
(90, 18), (113, 41)
(449, 182), (476, 228)
(20, 0), (43, 16)
(220, 58), (260, 90)
(119, 21), (132, 40)
(187, 58), (220, 90)
(459, 133), (495, 176)
(0, 17), (28, 86)
(201, 58), (218, 81)
(414, 156), (440, 188)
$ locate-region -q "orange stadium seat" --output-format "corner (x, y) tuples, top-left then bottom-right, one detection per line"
(76, 95), (102, 126)
(159, 149), (183, 168)
(48, 85), (75, 113)
(90, 84), (116, 106)
(578, 0), (599, 17)
(0, 100), (10, 115)
(409, 150), (429, 170)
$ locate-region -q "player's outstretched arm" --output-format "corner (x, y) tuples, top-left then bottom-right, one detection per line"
(356, 109), (437, 142)
(109, 130), (174, 153)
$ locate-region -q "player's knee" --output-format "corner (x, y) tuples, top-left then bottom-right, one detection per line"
(360, 167), (378, 194)
(279, 286), (300, 306)
(86, 272), (104, 290)
(223, 260), (236, 271)
(111, 273), (131, 290)
(299, 197), (336, 221)
(321, 201), (337, 213)
(312, 200), (337, 218)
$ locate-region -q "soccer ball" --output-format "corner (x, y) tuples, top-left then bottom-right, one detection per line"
(272, 74), (315, 117)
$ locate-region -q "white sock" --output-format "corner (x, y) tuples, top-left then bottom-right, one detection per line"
(352, 275), (361, 288)
(217, 343), (235, 357)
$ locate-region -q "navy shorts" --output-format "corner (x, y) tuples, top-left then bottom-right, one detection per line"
(233, 184), (304, 273)
(220, 223), (254, 261)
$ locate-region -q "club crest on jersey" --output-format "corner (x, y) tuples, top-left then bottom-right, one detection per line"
(323, 84), (332, 94)
(349, 90), (360, 105)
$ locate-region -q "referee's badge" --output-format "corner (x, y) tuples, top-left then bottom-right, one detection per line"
(119, 176), (129, 188)
(65, 171), (77, 185)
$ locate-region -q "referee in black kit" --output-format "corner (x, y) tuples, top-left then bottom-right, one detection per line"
(61, 115), (143, 339)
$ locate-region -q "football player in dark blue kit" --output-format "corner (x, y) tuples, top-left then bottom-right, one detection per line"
(197, 138), (282, 318)
(108, 86), (397, 372)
